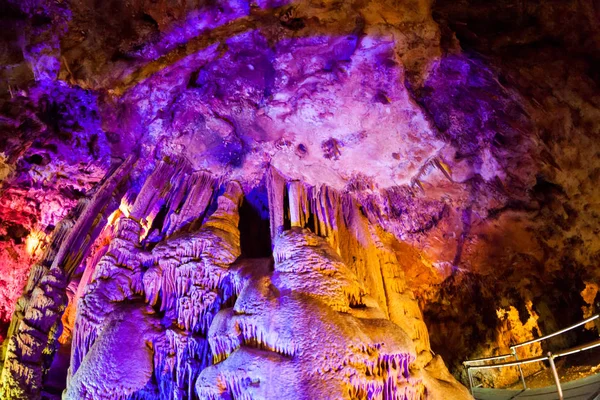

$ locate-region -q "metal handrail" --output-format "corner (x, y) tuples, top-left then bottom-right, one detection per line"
(464, 314), (600, 399)
(555, 337), (600, 358)
(510, 314), (599, 350)
(467, 339), (600, 399)
(467, 354), (549, 370)
(466, 339), (600, 371)
(463, 353), (513, 366)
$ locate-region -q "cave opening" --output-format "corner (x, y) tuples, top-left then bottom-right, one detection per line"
(238, 184), (272, 259)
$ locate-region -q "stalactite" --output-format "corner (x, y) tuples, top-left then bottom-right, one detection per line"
(163, 172), (216, 237)
(287, 181), (309, 229)
(152, 329), (211, 400)
(64, 161), (243, 399)
(266, 166), (286, 241)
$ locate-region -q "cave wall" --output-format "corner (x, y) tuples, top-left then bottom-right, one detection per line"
(0, 0), (599, 397)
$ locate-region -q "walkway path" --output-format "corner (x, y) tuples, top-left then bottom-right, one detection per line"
(473, 373), (600, 400)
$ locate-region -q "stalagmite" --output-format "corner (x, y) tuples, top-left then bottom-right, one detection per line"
(196, 228), (429, 399)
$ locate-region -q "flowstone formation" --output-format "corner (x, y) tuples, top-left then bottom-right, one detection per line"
(1, 0), (600, 396)
(66, 165), (243, 399)
(197, 224), (469, 399)
(2, 159), (471, 399)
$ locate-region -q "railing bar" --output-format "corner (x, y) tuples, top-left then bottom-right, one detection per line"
(468, 367), (474, 395)
(554, 339), (600, 359)
(513, 347), (527, 390)
(468, 338), (600, 371)
(468, 356), (549, 370)
(463, 353), (514, 365)
(511, 314), (599, 350)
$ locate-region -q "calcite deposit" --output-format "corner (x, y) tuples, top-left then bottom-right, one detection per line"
(2, 158), (472, 399)
(1, 0), (599, 398)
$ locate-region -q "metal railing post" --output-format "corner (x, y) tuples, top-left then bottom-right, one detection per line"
(512, 347), (527, 390)
(547, 352), (564, 400)
(467, 367), (474, 395)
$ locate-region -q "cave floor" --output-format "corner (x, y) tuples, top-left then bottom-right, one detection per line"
(508, 351), (600, 390)
(475, 351), (600, 400)
(473, 372), (600, 399)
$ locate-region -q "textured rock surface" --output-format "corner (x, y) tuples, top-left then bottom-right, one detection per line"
(0, 0), (599, 397)
(197, 225), (470, 400)
(2, 157), (470, 399)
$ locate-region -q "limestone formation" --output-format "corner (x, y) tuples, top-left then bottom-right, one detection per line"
(197, 226), (470, 400)
(1, 0), (599, 397)
(2, 159), (472, 399)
